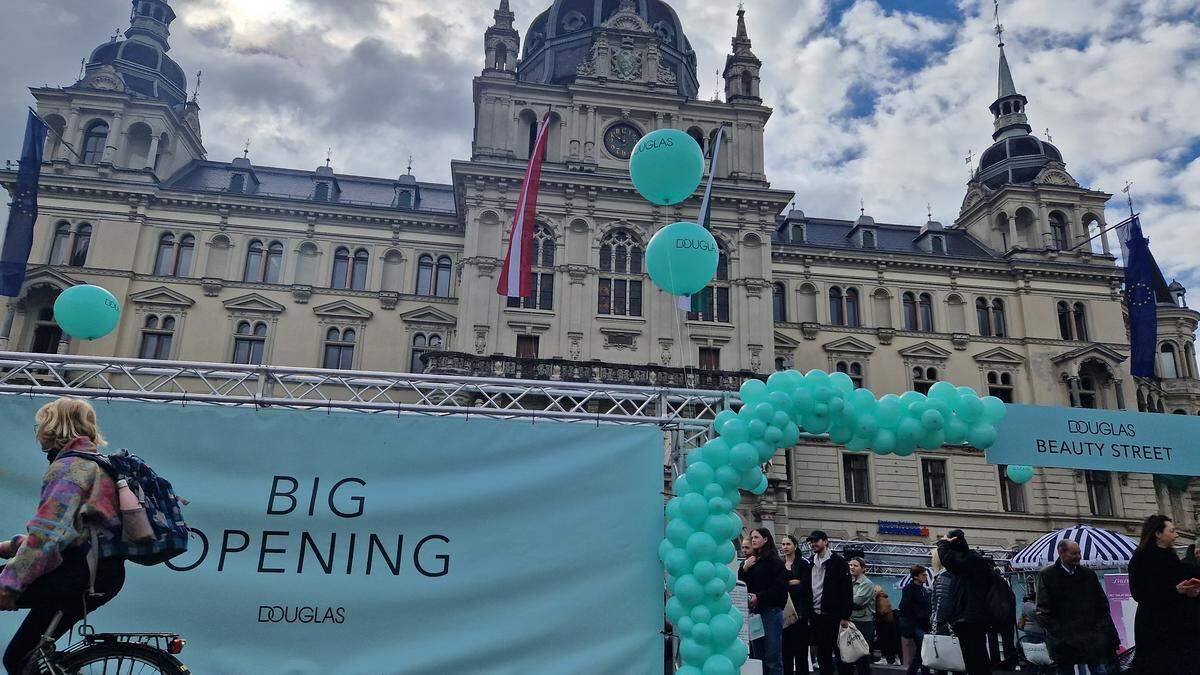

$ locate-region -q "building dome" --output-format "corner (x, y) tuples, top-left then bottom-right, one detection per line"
(976, 133), (1064, 189)
(81, 1), (187, 106)
(518, 0), (699, 98)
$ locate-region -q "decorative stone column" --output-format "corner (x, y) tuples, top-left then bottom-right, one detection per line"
(0, 303), (15, 351)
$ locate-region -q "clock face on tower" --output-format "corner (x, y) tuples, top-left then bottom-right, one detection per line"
(604, 123), (643, 160)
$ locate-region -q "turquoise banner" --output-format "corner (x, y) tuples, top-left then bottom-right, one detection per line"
(0, 397), (665, 674)
(987, 403), (1200, 475)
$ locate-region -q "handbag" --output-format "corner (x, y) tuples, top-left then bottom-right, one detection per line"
(838, 623), (871, 663)
(921, 633), (965, 671)
(783, 594), (799, 629)
(1022, 640), (1054, 666)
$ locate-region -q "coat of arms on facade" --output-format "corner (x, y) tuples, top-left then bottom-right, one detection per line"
(611, 47), (643, 81)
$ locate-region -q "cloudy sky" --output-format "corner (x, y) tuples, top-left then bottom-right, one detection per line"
(2, 0), (1198, 286)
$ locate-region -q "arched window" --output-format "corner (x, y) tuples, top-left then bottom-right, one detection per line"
(872, 289), (891, 328)
(331, 247), (350, 289)
(435, 256), (453, 297)
(913, 367), (938, 395)
(243, 240), (263, 282)
(902, 292), (918, 331)
(527, 117), (539, 158)
(81, 121), (109, 164)
(243, 240), (284, 283)
(688, 239), (730, 323)
(381, 250), (403, 292)
(508, 226), (555, 310)
(1057, 301), (1072, 340)
(987, 371), (1014, 403)
(991, 299), (1006, 337)
(139, 315), (175, 360)
(49, 222), (71, 265)
(1072, 302), (1088, 341)
(598, 229), (643, 317)
(931, 236), (946, 255)
(1160, 343), (1180, 379)
(976, 298), (992, 336)
(845, 288), (860, 327)
(323, 327), (356, 370)
(836, 361), (865, 388)
(352, 249), (369, 290)
(410, 333), (443, 373)
(69, 224), (91, 267)
(918, 293), (935, 332)
(862, 230), (876, 248)
(798, 283), (818, 323)
(153, 233), (194, 277)
(231, 321), (268, 365)
(828, 287), (844, 326)
(686, 128), (705, 153)
(740, 71), (753, 97)
(1049, 212), (1069, 250)
(416, 254), (434, 295)
(772, 283), (786, 323)
(494, 43), (508, 71)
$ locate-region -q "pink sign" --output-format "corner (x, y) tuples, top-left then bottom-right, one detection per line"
(1104, 573), (1136, 652)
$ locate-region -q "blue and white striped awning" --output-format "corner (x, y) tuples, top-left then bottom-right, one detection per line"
(1010, 525), (1138, 571)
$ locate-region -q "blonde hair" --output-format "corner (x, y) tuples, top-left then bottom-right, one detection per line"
(35, 397), (106, 450)
(930, 547), (943, 574)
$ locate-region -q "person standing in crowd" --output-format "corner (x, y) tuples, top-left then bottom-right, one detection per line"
(0, 398), (126, 675)
(807, 531), (853, 675)
(875, 583), (901, 666)
(985, 567), (1017, 670)
(742, 537), (754, 561)
(1128, 515), (1200, 675)
(935, 530), (993, 675)
(1035, 539), (1119, 674)
(899, 565), (932, 675)
(781, 534), (812, 675)
(844, 557), (875, 675)
(741, 527), (789, 675)
(1017, 590), (1049, 673)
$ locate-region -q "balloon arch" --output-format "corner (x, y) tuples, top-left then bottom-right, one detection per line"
(659, 369), (1009, 675)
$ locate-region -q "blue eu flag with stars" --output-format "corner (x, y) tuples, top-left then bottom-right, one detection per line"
(1, 110), (48, 297)
(1123, 216), (1158, 377)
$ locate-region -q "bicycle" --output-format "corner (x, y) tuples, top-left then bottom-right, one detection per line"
(22, 610), (189, 674)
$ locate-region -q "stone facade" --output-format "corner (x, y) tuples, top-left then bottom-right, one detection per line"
(2, 0), (1198, 548)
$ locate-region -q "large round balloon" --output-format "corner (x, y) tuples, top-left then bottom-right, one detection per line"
(629, 129), (705, 205)
(646, 222), (720, 296)
(1005, 465), (1035, 485)
(53, 285), (120, 341)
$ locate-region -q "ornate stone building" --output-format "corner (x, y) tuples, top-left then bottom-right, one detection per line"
(2, 0), (1197, 548)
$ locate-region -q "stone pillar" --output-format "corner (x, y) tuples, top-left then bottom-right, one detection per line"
(584, 106), (596, 162)
(1114, 379), (1127, 410)
(568, 104), (580, 159)
(1099, 217), (1112, 255)
(0, 304), (15, 351)
(101, 112), (124, 165)
(144, 134), (160, 171)
(1006, 216), (1018, 251)
(56, 336), (71, 355)
(1067, 376), (1082, 408)
(1038, 203), (1053, 249)
(59, 111), (80, 162)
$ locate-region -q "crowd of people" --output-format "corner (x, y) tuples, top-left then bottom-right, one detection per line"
(725, 516), (1200, 675)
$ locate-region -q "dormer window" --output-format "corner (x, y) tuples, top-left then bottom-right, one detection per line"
(314, 182), (330, 202)
(229, 173), (245, 194)
(861, 230), (876, 248)
(395, 188), (413, 209)
(931, 235), (946, 254)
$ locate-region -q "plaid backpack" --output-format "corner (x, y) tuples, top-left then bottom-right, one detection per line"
(61, 449), (190, 566)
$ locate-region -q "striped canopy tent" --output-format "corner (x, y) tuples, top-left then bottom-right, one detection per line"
(1010, 525), (1138, 571)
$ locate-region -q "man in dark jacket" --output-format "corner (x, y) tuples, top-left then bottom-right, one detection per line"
(1035, 539), (1119, 674)
(936, 530), (993, 675)
(805, 531), (852, 675)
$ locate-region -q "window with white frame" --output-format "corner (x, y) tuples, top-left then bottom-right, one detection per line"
(231, 321), (268, 365)
(597, 229), (643, 317)
(138, 315), (175, 360)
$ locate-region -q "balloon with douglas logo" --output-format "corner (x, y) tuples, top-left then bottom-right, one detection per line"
(53, 284), (121, 340)
(646, 222), (720, 296)
(629, 129), (705, 206)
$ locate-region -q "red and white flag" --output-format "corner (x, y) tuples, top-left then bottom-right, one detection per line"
(497, 112), (552, 298)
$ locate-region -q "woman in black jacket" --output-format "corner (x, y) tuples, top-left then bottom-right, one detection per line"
(1128, 515), (1200, 675)
(936, 531), (993, 675)
(740, 527), (789, 675)
(899, 565), (932, 675)
(780, 534), (811, 675)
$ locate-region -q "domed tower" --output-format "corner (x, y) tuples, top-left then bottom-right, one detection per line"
(954, 18), (1113, 261)
(33, 0), (205, 178)
(517, 0), (700, 98)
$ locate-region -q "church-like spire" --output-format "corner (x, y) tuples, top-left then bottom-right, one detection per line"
(724, 6), (762, 103)
(483, 0), (519, 75)
(126, 0), (176, 51)
(987, 1), (1031, 141)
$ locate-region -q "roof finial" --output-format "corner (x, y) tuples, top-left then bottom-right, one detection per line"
(927, 202), (933, 221)
(965, 149), (974, 178)
(406, 154), (413, 176)
(111, 27), (122, 42)
(712, 68), (722, 102)
(78, 59), (86, 82)
(190, 69), (203, 103)
(1044, 127), (1053, 142)
(993, 0), (1005, 47)
(243, 139), (251, 159)
(859, 198), (866, 217)
(325, 147), (333, 168)
(1123, 180), (1135, 218)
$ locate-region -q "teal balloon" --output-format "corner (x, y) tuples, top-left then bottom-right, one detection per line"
(702, 515), (733, 541)
(944, 418), (968, 445)
(665, 497), (682, 521)
(703, 483), (725, 500)
(693, 560), (717, 583)
(982, 396), (1008, 423)
(740, 379), (769, 404)
(665, 548), (691, 577)
(828, 422), (854, 445)
(958, 394), (984, 422)
(707, 593), (733, 615)
(690, 605), (713, 624)
(646, 221), (719, 295)
(749, 475), (769, 495)
(918, 429), (945, 450)
(681, 493), (710, 528)
(674, 474), (697, 496)
(680, 638), (714, 665)
(686, 448), (707, 468)
(896, 417), (922, 445)
(676, 667), (703, 675)
(967, 423), (998, 449)
(686, 532), (718, 562)
(709, 613), (739, 644)
(674, 574), (705, 606)
(921, 409), (945, 431)
(667, 596), (687, 623)
(677, 616), (696, 636)
(805, 369), (832, 389)
(705, 578), (726, 596)
(877, 397), (904, 426)
(666, 519), (695, 547)
(692, 622), (713, 644)
(703, 655), (737, 675)
(713, 410), (738, 434)
(764, 426), (783, 445)
(720, 640), (750, 667)
(767, 371), (794, 393)
(829, 371), (855, 393)
(714, 465), (741, 489)
(753, 440), (775, 463)
(53, 285), (120, 341)
(747, 419), (767, 439)
(629, 129), (705, 205)
(730, 443), (758, 472)
(713, 541), (736, 565)
(928, 381), (959, 404)
(782, 422), (801, 446)
(686, 462), (716, 489)
(703, 439), (731, 467)
(873, 429), (897, 454)
(1006, 464), (1035, 484)
(708, 497), (732, 514)
(720, 419), (748, 442)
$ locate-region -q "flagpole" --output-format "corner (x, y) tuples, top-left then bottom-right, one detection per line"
(26, 107), (82, 161)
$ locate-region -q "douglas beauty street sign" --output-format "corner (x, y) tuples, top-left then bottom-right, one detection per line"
(987, 404), (1200, 475)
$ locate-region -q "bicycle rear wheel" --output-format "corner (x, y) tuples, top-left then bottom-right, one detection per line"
(55, 642), (189, 674)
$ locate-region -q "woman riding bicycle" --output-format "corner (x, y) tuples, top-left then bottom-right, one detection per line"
(0, 397), (125, 674)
